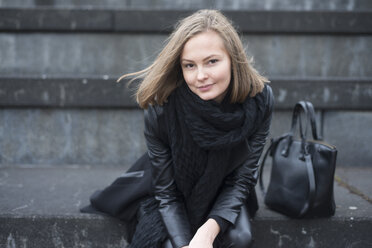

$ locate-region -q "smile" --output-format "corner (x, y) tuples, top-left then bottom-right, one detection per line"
(198, 84), (215, 91)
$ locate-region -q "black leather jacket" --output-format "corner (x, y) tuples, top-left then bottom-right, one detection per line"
(144, 85), (274, 248)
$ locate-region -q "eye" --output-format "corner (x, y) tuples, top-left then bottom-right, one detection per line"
(183, 63), (194, 69)
(208, 59), (218, 64)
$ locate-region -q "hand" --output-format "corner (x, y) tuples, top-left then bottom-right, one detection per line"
(188, 219), (220, 248)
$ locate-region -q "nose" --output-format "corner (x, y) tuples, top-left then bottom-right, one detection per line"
(197, 67), (208, 81)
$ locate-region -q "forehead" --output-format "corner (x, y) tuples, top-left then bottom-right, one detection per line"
(181, 30), (228, 59)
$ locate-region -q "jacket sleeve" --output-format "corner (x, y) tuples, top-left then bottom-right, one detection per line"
(144, 105), (192, 248)
(208, 84), (274, 229)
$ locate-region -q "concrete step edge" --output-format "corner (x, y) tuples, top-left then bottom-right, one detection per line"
(1, 213), (372, 248)
(1, 212), (372, 221)
(1, 76), (372, 110)
(1, 8), (371, 34)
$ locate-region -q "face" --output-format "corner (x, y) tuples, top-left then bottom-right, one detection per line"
(180, 30), (231, 103)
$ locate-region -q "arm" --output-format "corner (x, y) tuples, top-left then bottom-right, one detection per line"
(144, 105), (192, 248)
(208, 85), (274, 230)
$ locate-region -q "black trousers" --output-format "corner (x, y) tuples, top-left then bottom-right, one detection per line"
(162, 205), (253, 248)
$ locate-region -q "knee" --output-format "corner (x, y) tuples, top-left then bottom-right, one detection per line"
(228, 229), (253, 248)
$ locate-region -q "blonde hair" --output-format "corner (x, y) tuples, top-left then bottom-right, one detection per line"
(118, 9), (268, 109)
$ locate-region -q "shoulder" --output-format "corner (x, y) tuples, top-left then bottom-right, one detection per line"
(144, 104), (165, 123)
(256, 83), (273, 103)
(144, 104), (166, 130)
(254, 83), (274, 121)
(144, 104), (168, 142)
(262, 84), (274, 110)
(252, 83), (274, 108)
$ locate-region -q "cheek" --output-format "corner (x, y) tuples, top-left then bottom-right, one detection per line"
(216, 63), (231, 83)
(225, 62), (232, 83)
(182, 70), (195, 86)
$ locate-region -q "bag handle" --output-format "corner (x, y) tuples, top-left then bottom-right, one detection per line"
(290, 101), (309, 139)
(299, 101), (317, 215)
(304, 101), (322, 141)
(282, 101), (309, 157)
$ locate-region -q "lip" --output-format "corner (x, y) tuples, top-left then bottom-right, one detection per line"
(197, 83), (214, 92)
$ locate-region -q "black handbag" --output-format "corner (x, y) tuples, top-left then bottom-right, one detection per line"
(259, 101), (337, 218)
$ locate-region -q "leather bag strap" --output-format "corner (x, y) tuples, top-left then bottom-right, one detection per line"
(282, 101), (309, 157)
(304, 101), (321, 140)
(289, 101), (309, 139)
(291, 101), (317, 216)
(298, 101), (317, 216)
(298, 153), (317, 216)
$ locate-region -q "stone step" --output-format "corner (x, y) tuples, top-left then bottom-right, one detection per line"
(1, 9), (371, 78)
(0, 107), (371, 167)
(1, 77), (371, 110)
(0, 108), (147, 167)
(1, 8), (371, 33)
(0, 166), (371, 247)
(0, 33), (370, 77)
(1, 0), (371, 11)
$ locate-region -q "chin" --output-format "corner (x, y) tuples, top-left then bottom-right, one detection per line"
(196, 93), (216, 101)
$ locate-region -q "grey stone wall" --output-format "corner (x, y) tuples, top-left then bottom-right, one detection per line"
(0, 33), (163, 77)
(1, 0), (371, 10)
(3, 108), (370, 167)
(324, 111), (372, 167)
(1, 34), (371, 77)
(0, 109), (146, 167)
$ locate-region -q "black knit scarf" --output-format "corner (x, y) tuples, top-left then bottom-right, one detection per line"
(129, 83), (266, 247)
(167, 83), (265, 230)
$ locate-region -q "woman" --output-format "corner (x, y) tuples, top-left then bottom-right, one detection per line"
(82, 9), (273, 248)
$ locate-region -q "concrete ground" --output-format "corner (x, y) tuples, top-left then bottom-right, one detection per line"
(0, 165), (371, 247)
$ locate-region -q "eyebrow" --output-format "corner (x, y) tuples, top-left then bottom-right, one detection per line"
(181, 54), (220, 63)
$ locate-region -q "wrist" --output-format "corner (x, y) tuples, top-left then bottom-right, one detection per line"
(199, 218), (220, 242)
